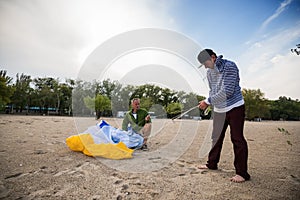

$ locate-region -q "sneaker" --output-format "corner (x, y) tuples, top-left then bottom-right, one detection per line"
(141, 144), (148, 151)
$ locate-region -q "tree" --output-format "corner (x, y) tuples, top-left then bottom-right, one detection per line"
(52, 78), (62, 114)
(270, 96), (300, 120)
(95, 94), (111, 118)
(11, 73), (32, 113)
(84, 94), (111, 119)
(160, 88), (177, 107)
(58, 79), (74, 115)
(166, 102), (183, 118)
(72, 80), (94, 116)
(83, 96), (95, 115)
(180, 92), (200, 117)
(98, 79), (119, 99)
(242, 88), (270, 120)
(0, 70), (14, 111)
(32, 77), (59, 114)
(140, 97), (153, 111)
(111, 84), (135, 116)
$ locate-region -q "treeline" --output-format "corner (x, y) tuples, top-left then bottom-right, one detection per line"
(1, 70), (300, 120)
(0, 70), (206, 119)
(243, 89), (300, 121)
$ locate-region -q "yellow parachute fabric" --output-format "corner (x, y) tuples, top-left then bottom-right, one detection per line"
(66, 134), (134, 159)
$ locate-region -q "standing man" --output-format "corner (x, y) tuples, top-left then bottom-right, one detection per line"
(197, 49), (250, 183)
(122, 98), (151, 150)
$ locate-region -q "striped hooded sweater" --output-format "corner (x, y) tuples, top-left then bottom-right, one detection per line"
(206, 55), (244, 113)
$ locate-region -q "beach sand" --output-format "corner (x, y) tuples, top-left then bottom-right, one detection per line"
(0, 115), (299, 199)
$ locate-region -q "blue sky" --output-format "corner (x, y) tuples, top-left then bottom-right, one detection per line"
(0, 0), (299, 99)
(173, 0), (299, 57)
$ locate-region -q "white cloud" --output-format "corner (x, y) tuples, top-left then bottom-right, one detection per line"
(259, 0), (293, 31)
(102, 49), (208, 95)
(0, 0), (176, 80)
(249, 53), (299, 100)
(239, 22), (300, 99)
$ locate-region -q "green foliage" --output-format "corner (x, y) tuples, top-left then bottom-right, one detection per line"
(95, 94), (111, 112)
(277, 127), (290, 135)
(95, 94), (111, 119)
(140, 97), (153, 111)
(0, 70), (14, 110)
(2, 70), (300, 120)
(269, 96), (300, 120)
(31, 77), (67, 114)
(83, 96), (95, 111)
(111, 84), (135, 113)
(11, 73), (32, 113)
(84, 94), (111, 118)
(242, 88), (270, 120)
(72, 80), (95, 116)
(166, 102), (183, 118)
(58, 80), (74, 115)
(277, 127), (293, 146)
(182, 92), (200, 116)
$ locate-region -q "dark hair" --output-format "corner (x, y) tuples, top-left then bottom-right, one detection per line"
(197, 49), (216, 64)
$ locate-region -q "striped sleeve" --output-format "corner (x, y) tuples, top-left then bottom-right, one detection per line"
(208, 61), (239, 105)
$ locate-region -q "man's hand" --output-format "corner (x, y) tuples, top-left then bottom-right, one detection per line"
(145, 115), (151, 122)
(199, 100), (209, 110)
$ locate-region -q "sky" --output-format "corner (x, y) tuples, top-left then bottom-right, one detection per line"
(0, 0), (299, 100)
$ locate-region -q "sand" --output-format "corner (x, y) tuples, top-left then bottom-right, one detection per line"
(0, 115), (299, 199)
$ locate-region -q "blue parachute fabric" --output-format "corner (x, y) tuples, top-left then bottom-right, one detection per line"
(83, 120), (144, 149)
(99, 120), (109, 128)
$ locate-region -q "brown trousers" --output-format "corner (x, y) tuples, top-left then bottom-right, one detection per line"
(206, 105), (250, 180)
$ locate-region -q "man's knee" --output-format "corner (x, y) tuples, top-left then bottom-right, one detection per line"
(142, 123), (152, 136)
(144, 123), (152, 130)
(231, 135), (247, 146)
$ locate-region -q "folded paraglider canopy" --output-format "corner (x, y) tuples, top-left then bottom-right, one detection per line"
(66, 120), (144, 159)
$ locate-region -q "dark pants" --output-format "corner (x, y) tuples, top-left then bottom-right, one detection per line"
(206, 105), (250, 180)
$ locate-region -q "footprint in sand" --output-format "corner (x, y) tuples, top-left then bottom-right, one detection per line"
(53, 161), (97, 180)
(287, 175), (300, 185)
(173, 159), (203, 175)
(0, 181), (9, 199)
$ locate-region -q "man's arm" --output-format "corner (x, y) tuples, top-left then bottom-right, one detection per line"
(122, 113), (129, 130)
(207, 62), (238, 105)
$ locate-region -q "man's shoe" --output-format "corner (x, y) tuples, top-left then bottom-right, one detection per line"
(141, 144), (148, 151)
